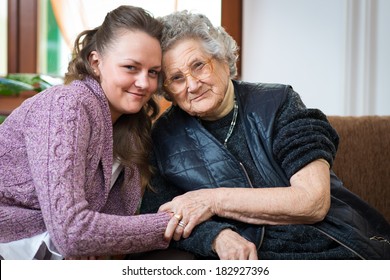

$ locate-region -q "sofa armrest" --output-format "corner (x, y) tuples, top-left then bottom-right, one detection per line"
(328, 116), (390, 222)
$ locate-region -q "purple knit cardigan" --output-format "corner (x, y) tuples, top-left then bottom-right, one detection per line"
(0, 77), (169, 257)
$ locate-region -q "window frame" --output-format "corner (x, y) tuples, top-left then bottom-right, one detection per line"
(7, 0), (38, 73)
(7, 0), (242, 75)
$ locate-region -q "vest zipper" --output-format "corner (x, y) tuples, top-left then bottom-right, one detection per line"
(238, 162), (265, 251)
(314, 227), (365, 259)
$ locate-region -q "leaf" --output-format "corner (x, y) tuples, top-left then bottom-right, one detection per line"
(0, 78), (34, 96)
(1, 74), (64, 96)
(6, 73), (38, 85)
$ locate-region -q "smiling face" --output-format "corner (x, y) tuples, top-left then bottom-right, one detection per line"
(90, 30), (162, 123)
(163, 39), (233, 120)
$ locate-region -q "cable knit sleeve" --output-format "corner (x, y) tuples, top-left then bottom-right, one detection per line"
(272, 88), (339, 179)
(22, 84), (169, 257)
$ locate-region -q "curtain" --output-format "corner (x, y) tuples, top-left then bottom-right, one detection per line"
(50, 0), (177, 49)
(49, 0), (225, 50)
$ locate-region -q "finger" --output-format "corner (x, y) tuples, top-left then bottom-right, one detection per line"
(233, 249), (250, 260)
(164, 216), (180, 240)
(173, 213), (182, 221)
(247, 242), (258, 260)
(158, 202), (173, 213)
(173, 219), (187, 241)
(182, 220), (195, 238)
(248, 250), (258, 260)
(234, 249), (245, 260)
(178, 220), (187, 229)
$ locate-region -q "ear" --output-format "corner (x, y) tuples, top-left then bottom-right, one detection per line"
(89, 51), (100, 76)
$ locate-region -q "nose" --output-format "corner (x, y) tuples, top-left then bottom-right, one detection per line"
(186, 75), (200, 92)
(134, 72), (150, 89)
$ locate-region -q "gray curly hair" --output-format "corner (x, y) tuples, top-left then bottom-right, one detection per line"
(158, 10), (239, 99)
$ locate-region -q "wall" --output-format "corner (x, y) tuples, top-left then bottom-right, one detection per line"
(242, 0), (390, 116)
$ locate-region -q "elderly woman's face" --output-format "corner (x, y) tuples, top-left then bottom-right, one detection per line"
(163, 39), (230, 120)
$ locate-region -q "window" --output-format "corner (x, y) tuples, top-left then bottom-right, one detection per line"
(39, 0), (222, 76)
(3, 0), (241, 76)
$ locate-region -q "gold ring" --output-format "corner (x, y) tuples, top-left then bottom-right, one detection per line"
(174, 214), (182, 221)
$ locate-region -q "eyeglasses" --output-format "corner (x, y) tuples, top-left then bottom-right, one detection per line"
(164, 58), (214, 94)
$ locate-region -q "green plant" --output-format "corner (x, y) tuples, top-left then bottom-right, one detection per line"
(0, 73), (63, 124)
(0, 73), (63, 96)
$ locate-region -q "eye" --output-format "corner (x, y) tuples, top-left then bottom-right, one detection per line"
(192, 61), (207, 71)
(148, 69), (160, 78)
(191, 61), (208, 75)
(168, 73), (185, 83)
(125, 65), (137, 72)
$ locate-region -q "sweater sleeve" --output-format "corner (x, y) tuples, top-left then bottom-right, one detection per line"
(23, 87), (169, 257)
(272, 88), (339, 179)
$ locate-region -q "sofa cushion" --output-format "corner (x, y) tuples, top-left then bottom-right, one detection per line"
(328, 116), (390, 222)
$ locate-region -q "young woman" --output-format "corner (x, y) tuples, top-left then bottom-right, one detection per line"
(0, 5), (181, 260)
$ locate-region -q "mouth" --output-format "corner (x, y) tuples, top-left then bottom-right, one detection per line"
(190, 89), (210, 102)
(126, 91), (145, 98)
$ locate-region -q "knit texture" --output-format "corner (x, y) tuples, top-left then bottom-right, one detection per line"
(272, 90), (339, 179)
(0, 77), (170, 257)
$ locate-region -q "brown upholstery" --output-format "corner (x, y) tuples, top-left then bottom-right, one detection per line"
(328, 116), (390, 222)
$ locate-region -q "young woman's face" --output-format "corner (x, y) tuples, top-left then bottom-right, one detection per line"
(162, 39), (230, 120)
(91, 30), (162, 123)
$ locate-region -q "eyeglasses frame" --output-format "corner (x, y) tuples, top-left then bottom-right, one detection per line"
(163, 58), (214, 94)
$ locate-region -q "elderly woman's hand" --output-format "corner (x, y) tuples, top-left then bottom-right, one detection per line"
(213, 229), (258, 260)
(159, 188), (218, 240)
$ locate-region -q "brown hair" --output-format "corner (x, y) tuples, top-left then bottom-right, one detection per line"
(65, 5), (163, 189)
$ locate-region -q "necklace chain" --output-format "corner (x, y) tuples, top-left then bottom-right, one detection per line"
(223, 99), (238, 147)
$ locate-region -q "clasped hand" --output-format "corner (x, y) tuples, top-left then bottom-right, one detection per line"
(160, 188), (258, 260)
(160, 188), (216, 241)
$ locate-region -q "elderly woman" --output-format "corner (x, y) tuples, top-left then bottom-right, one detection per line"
(140, 11), (390, 260)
